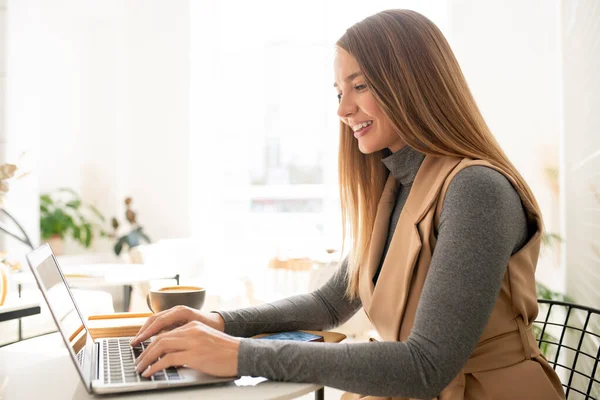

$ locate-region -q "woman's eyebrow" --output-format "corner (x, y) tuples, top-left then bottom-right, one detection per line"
(333, 71), (364, 88)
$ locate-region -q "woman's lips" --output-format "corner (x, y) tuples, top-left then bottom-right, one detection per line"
(354, 123), (372, 138)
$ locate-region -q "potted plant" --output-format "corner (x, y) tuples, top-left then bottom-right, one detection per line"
(39, 188), (108, 255)
(109, 197), (152, 257)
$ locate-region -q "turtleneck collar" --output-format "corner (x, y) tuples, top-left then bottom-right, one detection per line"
(381, 145), (426, 185)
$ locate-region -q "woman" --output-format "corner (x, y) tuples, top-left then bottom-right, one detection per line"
(132, 9), (565, 399)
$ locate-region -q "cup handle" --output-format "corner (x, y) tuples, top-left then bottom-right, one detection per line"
(0, 265), (8, 307)
(146, 293), (154, 313)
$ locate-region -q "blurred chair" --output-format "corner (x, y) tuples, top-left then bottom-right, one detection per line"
(534, 299), (600, 399)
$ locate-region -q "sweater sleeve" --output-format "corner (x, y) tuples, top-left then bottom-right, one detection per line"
(233, 166), (530, 398)
(214, 256), (362, 338)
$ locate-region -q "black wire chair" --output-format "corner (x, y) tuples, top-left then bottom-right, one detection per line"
(534, 299), (600, 399)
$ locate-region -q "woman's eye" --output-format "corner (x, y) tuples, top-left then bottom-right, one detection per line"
(337, 84), (366, 102)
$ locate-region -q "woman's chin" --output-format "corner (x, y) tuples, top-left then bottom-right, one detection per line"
(357, 141), (381, 155)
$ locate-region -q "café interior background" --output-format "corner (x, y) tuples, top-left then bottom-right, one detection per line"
(0, 0), (598, 342)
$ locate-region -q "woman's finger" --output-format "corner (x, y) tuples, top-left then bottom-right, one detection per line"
(131, 313), (162, 345)
(135, 337), (187, 373)
(135, 326), (190, 367)
(131, 306), (191, 346)
(141, 351), (188, 378)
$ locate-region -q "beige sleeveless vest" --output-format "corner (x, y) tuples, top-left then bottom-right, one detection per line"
(342, 155), (565, 400)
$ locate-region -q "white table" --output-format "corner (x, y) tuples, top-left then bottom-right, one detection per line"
(0, 333), (325, 400)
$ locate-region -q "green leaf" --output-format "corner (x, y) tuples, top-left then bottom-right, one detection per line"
(83, 224), (92, 248)
(64, 213), (75, 228)
(40, 218), (53, 239)
(73, 226), (81, 241)
(66, 200), (82, 209)
(40, 194), (53, 205)
(115, 240), (124, 255)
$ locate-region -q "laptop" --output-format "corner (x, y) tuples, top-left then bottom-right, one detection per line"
(26, 243), (235, 395)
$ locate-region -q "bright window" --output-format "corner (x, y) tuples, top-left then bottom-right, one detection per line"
(189, 0), (448, 271)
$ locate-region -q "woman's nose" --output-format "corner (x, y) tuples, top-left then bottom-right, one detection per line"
(337, 95), (357, 119)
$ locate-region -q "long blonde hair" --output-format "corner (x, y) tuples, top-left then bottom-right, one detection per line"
(337, 9), (542, 299)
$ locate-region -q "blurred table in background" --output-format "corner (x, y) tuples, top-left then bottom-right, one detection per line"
(12, 263), (179, 312)
(0, 300), (40, 347)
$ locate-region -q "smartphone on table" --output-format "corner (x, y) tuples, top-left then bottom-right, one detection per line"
(257, 331), (324, 342)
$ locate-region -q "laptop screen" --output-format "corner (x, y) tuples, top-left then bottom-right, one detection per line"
(27, 244), (94, 392)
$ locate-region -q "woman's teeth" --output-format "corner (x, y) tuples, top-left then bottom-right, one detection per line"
(352, 121), (372, 131)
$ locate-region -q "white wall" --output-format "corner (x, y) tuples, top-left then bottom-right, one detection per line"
(7, 0), (190, 254)
(447, 0), (563, 289)
(120, 1), (191, 246)
(2, 0), (40, 256)
(561, 0), (600, 307)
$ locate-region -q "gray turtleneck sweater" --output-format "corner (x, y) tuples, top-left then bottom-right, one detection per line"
(216, 146), (529, 399)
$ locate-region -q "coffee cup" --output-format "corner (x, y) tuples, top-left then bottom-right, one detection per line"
(146, 285), (206, 313)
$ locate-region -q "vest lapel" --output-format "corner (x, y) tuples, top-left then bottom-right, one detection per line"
(362, 154), (462, 340)
(359, 173), (398, 312)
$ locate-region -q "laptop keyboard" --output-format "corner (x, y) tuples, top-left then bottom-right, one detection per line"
(102, 338), (181, 384)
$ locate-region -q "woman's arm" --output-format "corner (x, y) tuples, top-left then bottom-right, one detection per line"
(214, 256), (362, 338)
(133, 257), (363, 378)
(132, 258), (359, 342)
(235, 166), (529, 398)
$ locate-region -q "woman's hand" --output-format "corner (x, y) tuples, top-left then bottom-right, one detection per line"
(134, 320), (241, 378)
(130, 305), (225, 347)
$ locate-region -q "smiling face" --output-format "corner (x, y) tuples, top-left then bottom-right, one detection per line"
(334, 48), (405, 154)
